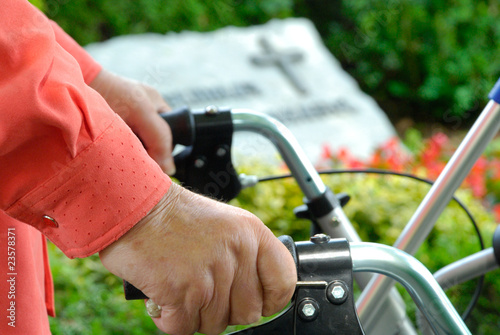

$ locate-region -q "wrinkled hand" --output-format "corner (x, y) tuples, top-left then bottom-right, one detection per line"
(99, 183), (297, 335)
(90, 69), (175, 175)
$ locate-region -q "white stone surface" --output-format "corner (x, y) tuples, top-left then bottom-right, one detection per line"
(86, 18), (396, 166)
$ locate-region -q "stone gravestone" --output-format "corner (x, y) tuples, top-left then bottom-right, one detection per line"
(85, 18), (396, 166)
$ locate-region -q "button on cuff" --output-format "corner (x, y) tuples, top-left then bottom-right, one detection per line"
(42, 215), (59, 228)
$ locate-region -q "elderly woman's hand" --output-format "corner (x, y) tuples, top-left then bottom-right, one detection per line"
(99, 183), (297, 335)
(90, 69), (175, 175)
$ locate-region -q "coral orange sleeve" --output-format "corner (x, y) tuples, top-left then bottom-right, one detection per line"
(49, 20), (102, 84)
(0, 0), (171, 258)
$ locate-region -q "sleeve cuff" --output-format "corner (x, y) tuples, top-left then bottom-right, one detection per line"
(6, 115), (171, 258)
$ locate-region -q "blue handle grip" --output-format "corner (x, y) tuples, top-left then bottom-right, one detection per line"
(489, 77), (500, 103)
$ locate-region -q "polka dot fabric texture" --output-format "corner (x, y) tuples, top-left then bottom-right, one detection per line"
(6, 117), (170, 258)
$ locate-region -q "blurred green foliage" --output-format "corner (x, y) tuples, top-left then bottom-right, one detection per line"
(47, 246), (163, 335)
(322, 0), (500, 126)
(42, 0), (293, 46)
(28, 0), (45, 10)
(40, 0), (500, 125)
(49, 164), (500, 333)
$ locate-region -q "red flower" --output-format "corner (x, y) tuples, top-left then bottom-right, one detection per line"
(430, 132), (449, 149)
(370, 150), (384, 168)
(465, 157), (488, 198)
(333, 147), (366, 169)
(320, 143), (333, 160)
(489, 159), (500, 182)
(368, 137), (410, 172)
(492, 205), (500, 223)
(425, 161), (446, 180)
(420, 132), (449, 167)
(318, 129), (500, 210)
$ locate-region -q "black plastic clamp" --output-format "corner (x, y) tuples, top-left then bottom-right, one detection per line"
(161, 106), (242, 202)
(492, 224), (500, 266)
(229, 237), (365, 334)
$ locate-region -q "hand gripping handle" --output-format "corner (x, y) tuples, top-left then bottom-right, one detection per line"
(123, 236), (298, 300)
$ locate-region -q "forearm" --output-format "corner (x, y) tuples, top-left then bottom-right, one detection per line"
(0, 0), (170, 258)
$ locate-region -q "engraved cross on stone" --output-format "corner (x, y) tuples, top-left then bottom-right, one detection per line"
(250, 36), (307, 94)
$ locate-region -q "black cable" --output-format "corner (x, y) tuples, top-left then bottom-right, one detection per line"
(259, 167), (484, 321)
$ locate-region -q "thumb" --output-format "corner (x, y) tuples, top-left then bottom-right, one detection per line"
(257, 232), (297, 316)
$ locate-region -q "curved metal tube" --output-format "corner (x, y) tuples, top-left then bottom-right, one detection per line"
(350, 243), (471, 335)
(357, 101), (500, 325)
(231, 109), (326, 200)
(231, 109), (419, 334)
(418, 249), (498, 335)
(434, 247), (498, 290)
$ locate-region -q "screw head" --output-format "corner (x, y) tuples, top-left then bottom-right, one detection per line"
(194, 157), (206, 168)
(310, 233), (330, 244)
(216, 145), (228, 157)
(332, 285), (345, 299)
(297, 299), (319, 321)
(302, 303), (316, 317)
(205, 105), (219, 115)
(326, 281), (348, 305)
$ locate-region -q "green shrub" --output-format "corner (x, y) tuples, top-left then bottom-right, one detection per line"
(321, 0), (500, 125)
(43, 0), (294, 46)
(28, 0), (45, 10)
(47, 245), (163, 334)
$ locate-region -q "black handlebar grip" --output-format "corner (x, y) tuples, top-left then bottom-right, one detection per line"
(493, 225), (500, 266)
(123, 280), (148, 300)
(123, 235), (298, 300)
(159, 106), (195, 147)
